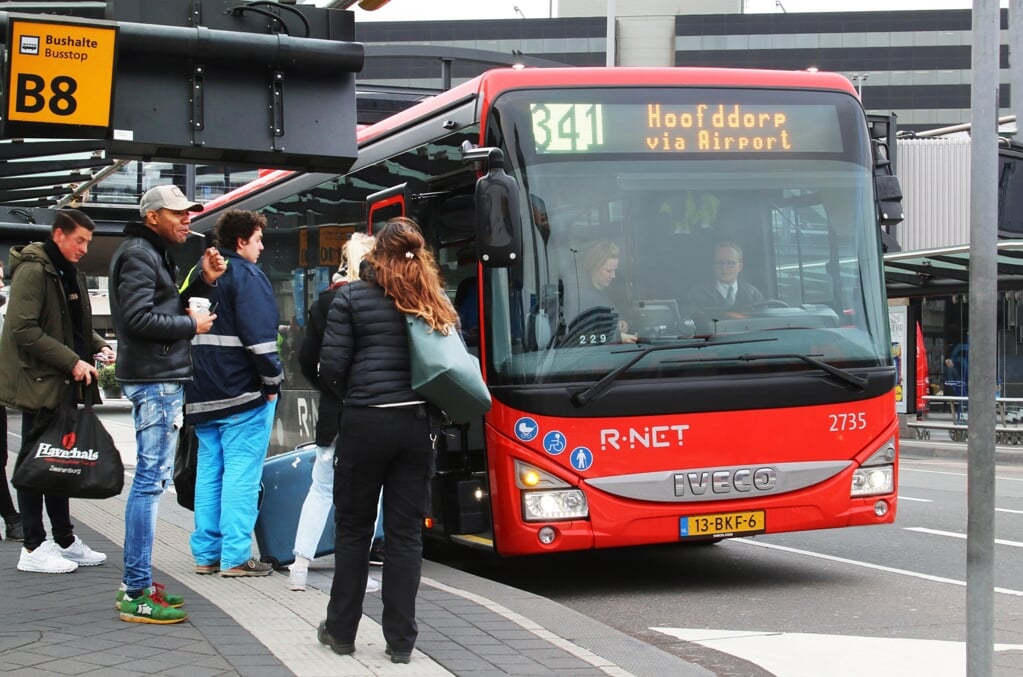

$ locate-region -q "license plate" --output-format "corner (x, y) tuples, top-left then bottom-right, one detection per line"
(679, 510), (765, 539)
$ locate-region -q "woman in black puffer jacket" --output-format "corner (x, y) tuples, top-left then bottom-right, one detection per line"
(317, 217), (457, 664)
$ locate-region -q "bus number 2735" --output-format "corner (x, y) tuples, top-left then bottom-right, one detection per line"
(829, 412), (867, 431)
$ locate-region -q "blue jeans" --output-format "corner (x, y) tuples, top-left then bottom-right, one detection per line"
(122, 382), (184, 593)
(293, 442), (384, 561)
(191, 400), (276, 570)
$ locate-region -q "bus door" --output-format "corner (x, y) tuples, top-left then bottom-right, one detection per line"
(367, 180), (494, 542)
(366, 180), (426, 231)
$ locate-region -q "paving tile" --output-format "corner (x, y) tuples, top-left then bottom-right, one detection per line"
(4, 668), (64, 677)
(0, 650), (61, 668)
(29, 658), (100, 676)
(74, 651), (142, 668)
(61, 637), (126, 652)
(235, 667), (295, 677)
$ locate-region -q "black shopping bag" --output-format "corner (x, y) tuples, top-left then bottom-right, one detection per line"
(174, 423), (199, 510)
(12, 389), (124, 499)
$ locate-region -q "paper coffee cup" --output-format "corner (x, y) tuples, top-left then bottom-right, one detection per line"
(188, 297), (211, 314)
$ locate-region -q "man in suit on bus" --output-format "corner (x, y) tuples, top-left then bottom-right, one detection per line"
(687, 241), (764, 315)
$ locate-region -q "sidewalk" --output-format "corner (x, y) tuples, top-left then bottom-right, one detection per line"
(1, 404), (710, 677)
(900, 409), (1023, 464)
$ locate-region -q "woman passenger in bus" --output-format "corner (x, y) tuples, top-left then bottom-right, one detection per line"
(317, 217), (456, 664)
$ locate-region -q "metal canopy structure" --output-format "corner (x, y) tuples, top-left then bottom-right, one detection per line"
(883, 240), (1023, 298)
(0, 138), (114, 207)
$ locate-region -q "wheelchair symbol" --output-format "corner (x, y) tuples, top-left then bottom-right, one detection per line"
(543, 431), (567, 455)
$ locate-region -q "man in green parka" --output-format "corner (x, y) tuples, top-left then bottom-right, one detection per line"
(0, 209), (115, 573)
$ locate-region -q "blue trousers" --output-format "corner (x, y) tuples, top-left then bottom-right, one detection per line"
(190, 399), (276, 570)
(122, 382), (184, 592)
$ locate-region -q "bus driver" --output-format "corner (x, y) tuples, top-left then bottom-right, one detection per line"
(565, 241), (637, 345)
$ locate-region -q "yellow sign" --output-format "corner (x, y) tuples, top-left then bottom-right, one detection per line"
(298, 227), (308, 268)
(5, 17), (117, 128)
(319, 225), (355, 268)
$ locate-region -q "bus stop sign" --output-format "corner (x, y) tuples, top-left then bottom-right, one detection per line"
(0, 0), (363, 173)
(3, 14), (118, 137)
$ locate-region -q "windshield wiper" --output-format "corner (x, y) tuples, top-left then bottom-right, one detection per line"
(735, 353), (867, 391)
(571, 337), (777, 407)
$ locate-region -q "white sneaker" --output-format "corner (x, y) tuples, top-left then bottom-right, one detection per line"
(366, 575), (380, 593)
(288, 565), (308, 591)
(18, 542), (78, 574)
(57, 536), (107, 566)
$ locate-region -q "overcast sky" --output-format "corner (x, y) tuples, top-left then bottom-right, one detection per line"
(318, 1), (1001, 22)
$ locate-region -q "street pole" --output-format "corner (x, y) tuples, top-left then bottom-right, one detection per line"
(1013, 0), (1023, 135)
(606, 0), (615, 67)
(967, 2), (999, 676)
(851, 73), (868, 99)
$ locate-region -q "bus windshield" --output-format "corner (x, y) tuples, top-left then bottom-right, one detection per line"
(481, 86), (890, 387)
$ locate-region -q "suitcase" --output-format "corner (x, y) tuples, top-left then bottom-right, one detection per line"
(253, 442), (335, 570)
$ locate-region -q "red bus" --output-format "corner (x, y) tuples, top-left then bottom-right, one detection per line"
(195, 67), (899, 556)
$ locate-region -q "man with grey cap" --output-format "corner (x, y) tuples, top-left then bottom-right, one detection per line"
(109, 185), (226, 624)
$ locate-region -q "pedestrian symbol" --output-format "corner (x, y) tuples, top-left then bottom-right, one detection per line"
(570, 447), (593, 471)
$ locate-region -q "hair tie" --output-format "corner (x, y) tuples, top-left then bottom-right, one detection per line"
(405, 251), (415, 259)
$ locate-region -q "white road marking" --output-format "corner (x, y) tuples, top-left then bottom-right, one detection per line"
(650, 628), (1023, 677)
(901, 465), (1023, 483)
(904, 526), (1023, 549)
(899, 467), (967, 477)
(897, 496), (932, 502)
(736, 539), (1023, 596)
(996, 507), (1023, 514)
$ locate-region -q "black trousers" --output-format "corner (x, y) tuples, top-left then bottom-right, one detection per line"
(17, 410), (74, 551)
(0, 406), (18, 518)
(325, 405), (433, 653)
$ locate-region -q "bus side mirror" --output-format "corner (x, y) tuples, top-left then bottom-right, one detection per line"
(875, 173), (904, 227)
(868, 114), (904, 228)
(465, 146), (522, 268)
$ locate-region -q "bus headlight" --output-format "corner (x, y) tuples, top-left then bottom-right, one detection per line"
(514, 460), (588, 521)
(851, 466), (893, 496)
(522, 490), (588, 521)
(851, 436), (896, 496)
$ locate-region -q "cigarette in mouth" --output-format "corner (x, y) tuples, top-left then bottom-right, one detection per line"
(188, 230), (202, 237)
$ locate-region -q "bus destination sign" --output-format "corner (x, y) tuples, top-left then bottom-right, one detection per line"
(4, 16), (118, 133)
(531, 102), (843, 155)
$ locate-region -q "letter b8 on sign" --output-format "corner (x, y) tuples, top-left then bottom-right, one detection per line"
(3, 16), (117, 138)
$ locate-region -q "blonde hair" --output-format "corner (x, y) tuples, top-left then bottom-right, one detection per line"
(580, 241), (620, 275)
(344, 232), (375, 283)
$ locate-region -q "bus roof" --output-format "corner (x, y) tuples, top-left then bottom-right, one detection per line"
(358, 66), (857, 145)
(194, 66), (858, 225)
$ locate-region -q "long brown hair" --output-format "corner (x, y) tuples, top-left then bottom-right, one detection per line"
(367, 217), (457, 332)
